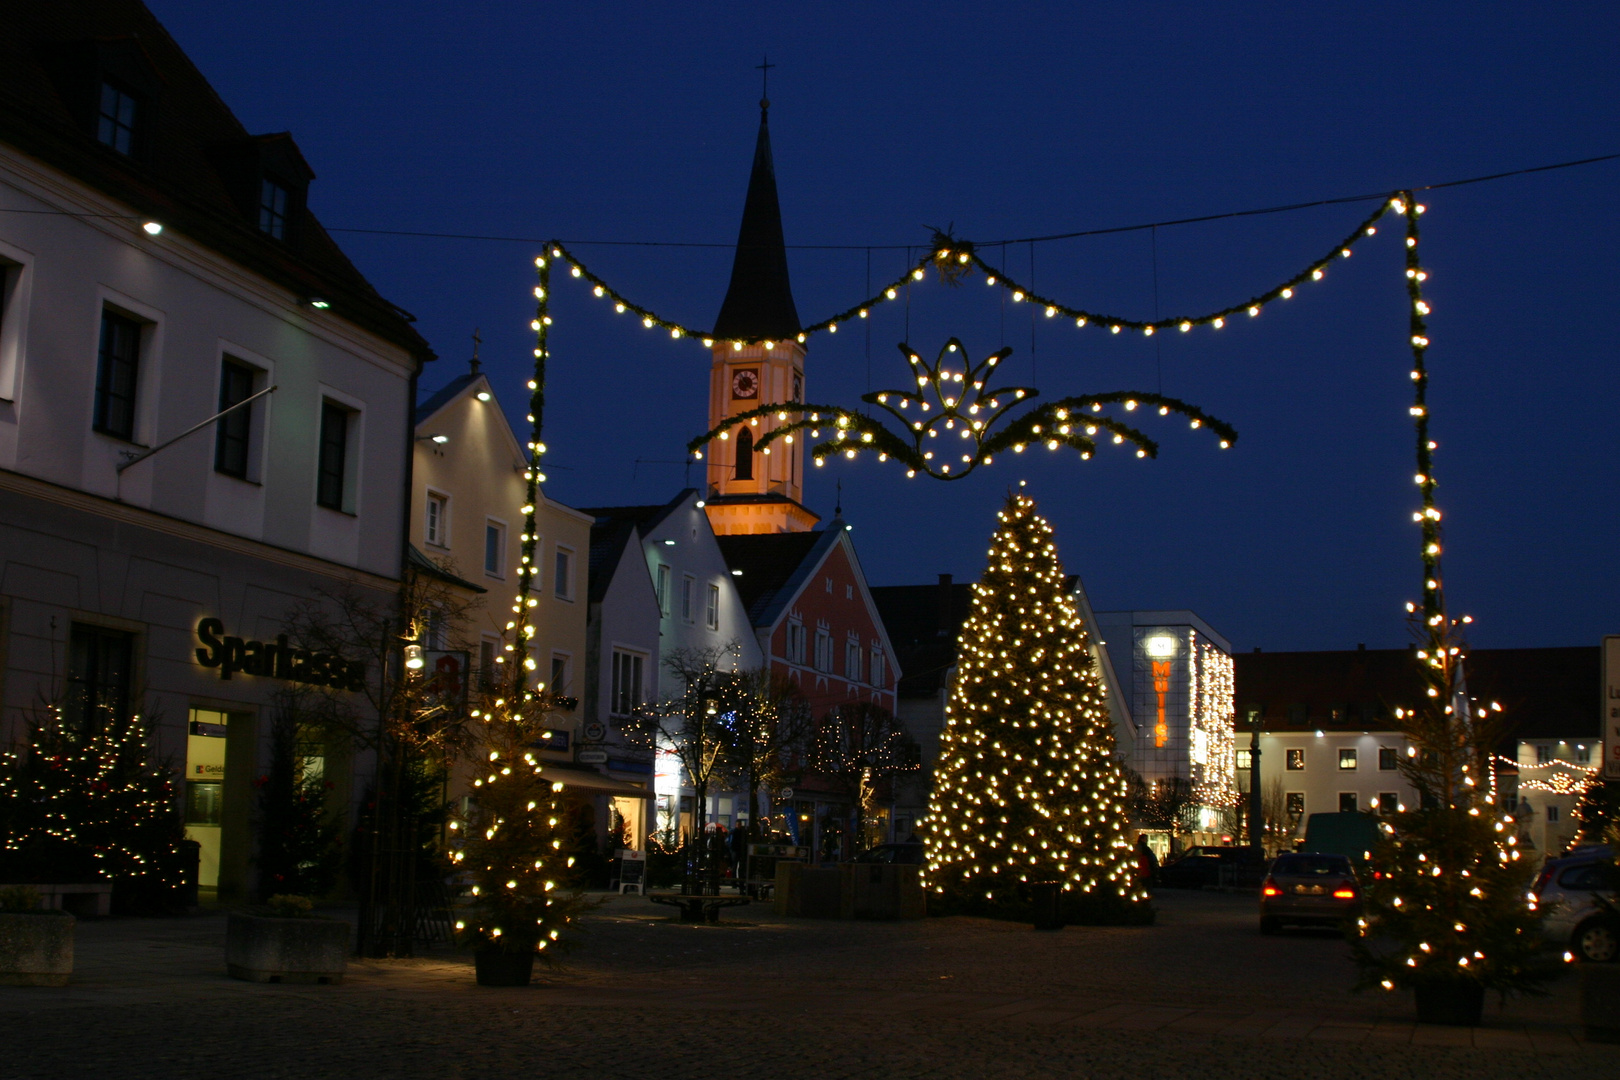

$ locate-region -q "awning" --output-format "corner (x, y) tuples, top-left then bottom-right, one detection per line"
(543, 761), (650, 795)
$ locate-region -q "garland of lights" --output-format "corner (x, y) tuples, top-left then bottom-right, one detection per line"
(684, 339), (1236, 480)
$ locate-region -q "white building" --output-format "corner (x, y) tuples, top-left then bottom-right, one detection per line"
(0, 4), (433, 897)
(1507, 738), (1598, 857)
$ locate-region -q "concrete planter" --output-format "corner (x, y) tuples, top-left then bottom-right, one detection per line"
(226, 912), (349, 984)
(474, 946), (536, 987)
(0, 911), (75, 986)
(1412, 979), (1484, 1026)
(1580, 962), (1620, 1043)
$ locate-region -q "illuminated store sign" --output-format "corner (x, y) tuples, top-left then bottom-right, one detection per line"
(194, 618), (365, 691)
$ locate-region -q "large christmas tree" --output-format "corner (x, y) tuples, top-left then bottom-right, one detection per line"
(924, 490), (1149, 924)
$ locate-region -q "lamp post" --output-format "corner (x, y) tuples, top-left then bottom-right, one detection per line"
(1247, 708), (1264, 858)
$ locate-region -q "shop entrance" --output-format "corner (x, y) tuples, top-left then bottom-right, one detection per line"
(185, 708), (229, 889)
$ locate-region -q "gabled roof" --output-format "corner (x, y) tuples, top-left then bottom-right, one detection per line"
(575, 488), (695, 541)
(407, 544), (486, 593)
(711, 106), (800, 341)
(716, 528), (831, 627)
(0, 1), (431, 362)
(414, 372), (481, 424)
(585, 517), (642, 606)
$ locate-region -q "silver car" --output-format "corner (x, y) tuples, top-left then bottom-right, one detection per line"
(1533, 847), (1618, 963)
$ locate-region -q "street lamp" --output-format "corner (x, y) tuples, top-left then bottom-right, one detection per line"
(404, 642), (425, 670)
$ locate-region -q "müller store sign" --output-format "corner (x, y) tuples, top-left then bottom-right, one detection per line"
(193, 618), (366, 691)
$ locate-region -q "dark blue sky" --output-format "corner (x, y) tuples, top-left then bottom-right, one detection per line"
(149, 1), (1619, 651)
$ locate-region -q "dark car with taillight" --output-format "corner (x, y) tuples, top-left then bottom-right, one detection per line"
(1259, 853), (1361, 934)
(1159, 846), (1258, 889)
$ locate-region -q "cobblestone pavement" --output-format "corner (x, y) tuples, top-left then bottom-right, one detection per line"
(1, 890), (1608, 1079)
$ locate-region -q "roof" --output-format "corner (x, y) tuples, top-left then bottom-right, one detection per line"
(585, 517), (641, 606)
(575, 489), (695, 540)
(406, 544), (486, 593)
(414, 372), (481, 424)
(1234, 646), (1600, 746)
(716, 527), (834, 627)
(711, 106), (800, 341)
(0, 1), (432, 363)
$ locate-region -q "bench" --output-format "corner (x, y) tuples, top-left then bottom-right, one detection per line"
(18, 882), (113, 918)
(646, 893), (751, 924)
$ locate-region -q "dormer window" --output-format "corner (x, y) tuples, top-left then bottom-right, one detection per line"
(259, 179), (289, 239)
(97, 81), (138, 154)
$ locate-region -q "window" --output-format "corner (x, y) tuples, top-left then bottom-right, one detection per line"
(1338, 748), (1358, 771)
(213, 359), (256, 478)
(1547, 804), (1560, 823)
(316, 402), (350, 510)
(1377, 792), (1401, 816)
(64, 624), (134, 732)
(655, 564), (670, 615)
(478, 637), (498, 689)
(1286, 748), (1305, 771)
(786, 621), (806, 664)
(1338, 792), (1358, 814)
(424, 492), (448, 546)
(845, 584), (853, 600)
(1576, 744), (1592, 765)
(97, 82), (138, 154)
(845, 638), (862, 682)
(734, 427), (753, 480)
(611, 651), (644, 716)
(550, 654), (569, 696)
(681, 575), (694, 623)
(870, 648), (885, 688)
(484, 522), (504, 577)
(259, 179), (289, 239)
(705, 584), (720, 630)
(1236, 749), (1252, 771)
(554, 548), (573, 600)
(1378, 747), (1399, 771)
(1535, 744), (1552, 766)
(814, 629), (833, 672)
(1285, 792), (1305, 820)
(94, 310), (141, 440)
(824, 577), (833, 594)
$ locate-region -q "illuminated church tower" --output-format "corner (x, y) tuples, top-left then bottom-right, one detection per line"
(702, 99), (819, 536)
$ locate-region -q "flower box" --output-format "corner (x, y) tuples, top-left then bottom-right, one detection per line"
(0, 911), (74, 986)
(225, 911), (349, 984)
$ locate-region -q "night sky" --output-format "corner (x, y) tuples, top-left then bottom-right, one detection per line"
(147, 2), (1618, 652)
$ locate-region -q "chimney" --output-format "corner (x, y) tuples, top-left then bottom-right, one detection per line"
(1357, 643), (1366, 652)
(936, 574), (953, 637)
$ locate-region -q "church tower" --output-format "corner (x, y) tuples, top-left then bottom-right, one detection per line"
(702, 100), (819, 536)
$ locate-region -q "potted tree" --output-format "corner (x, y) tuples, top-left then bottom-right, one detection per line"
(450, 691), (587, 986)
(1577, 823), (1620, 1043)
(0, 886), (73, 986)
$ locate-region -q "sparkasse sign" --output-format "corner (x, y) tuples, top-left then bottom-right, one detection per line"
(194, 618), (365, 691)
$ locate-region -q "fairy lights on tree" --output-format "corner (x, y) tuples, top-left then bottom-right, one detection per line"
(1349, 195), (1547, 1014)
(923, 490), (1149, 924)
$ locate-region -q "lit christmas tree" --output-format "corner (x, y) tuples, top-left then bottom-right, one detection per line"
(924, 490), (1149, 924)
(447, 687), (588, 984)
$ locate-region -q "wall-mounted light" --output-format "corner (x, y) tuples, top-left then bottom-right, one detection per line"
(415, 433), (449, 445)
(695, 500), (706, 508)
(404, 643), (425, 670)
(307, 297), (330, 309)
(1144, 635), (1177, 658)
(142, 221), (163, 236)
(662, 539), (675, 546)
(476, 391), (491, 402)
(731, 569), (743, 576)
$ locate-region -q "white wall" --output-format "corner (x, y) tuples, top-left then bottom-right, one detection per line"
(1261, 730), (1418, 827)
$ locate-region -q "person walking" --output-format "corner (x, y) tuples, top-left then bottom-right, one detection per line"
(1135, 833), (1159, 889)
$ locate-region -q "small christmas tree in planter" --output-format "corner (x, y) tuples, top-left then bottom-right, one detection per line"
(255, 692), (344, 901)
(924, 490), (1150, 927)
(226, 894), (349, 984)
(449, 691), (589, 987)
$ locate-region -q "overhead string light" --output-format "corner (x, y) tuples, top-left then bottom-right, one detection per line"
(539, 198), (1397, 350)
(684, 338), (1236, 481)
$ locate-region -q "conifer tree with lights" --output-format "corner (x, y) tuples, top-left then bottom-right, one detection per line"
(923, 490), (1149, 925)
(447, 685), (590, 986)
(1348, 195), (1546, 1025)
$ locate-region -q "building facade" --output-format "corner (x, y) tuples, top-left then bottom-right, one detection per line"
(0, 2), (432, 897)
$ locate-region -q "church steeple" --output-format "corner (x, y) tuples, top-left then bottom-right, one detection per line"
(712, 103), (800, 342)
(702, 95), (817, 537)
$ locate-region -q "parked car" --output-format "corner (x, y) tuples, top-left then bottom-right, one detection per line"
(1533, 847), (1618, 963)
(1259, 852), (1361, 934)
(852, 842), (924, 865)
(1159, 846), (1255, 889)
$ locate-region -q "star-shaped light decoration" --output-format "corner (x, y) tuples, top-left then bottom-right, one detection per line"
(688, 338), (1236, 480)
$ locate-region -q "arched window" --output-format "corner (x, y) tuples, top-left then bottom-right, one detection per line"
(735, 427), (753, 480)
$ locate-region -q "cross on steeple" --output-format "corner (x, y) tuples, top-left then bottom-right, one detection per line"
(757, 55), (774, 110)
(470, 327), (482, 374)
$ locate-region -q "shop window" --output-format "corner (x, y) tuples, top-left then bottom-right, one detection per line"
(1285, 748), (1305, 770)
(424, 491), (448, 546)
(97, 81), (139, 154)
(611, 650), (644, 717)
(705, 584), (720, 630)
(64, 624), (134, 732)
(1338, 792), (1358, 813)
(1338, 748), (1358, 770)
(316, 401), (353, 511)
(214, 358), (257, 479)
(1285, 792), (1305, 820)
(185, 709), (229, 889)
(1379, 746), (1399, 771)
(94, 310), (142, 440)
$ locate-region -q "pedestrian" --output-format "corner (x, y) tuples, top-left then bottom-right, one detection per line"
(1135, 833), (1159, 889)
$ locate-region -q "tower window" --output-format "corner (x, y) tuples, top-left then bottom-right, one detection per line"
(97, 82), (138, 154)
(734, 427), (753, 480)
(259, 179), (289, 239)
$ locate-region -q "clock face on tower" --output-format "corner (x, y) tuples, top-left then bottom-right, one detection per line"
(731, 367), (759, 399)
